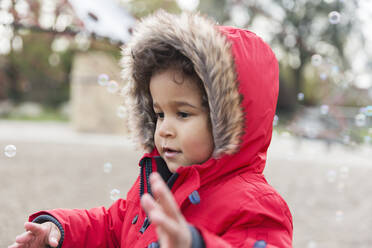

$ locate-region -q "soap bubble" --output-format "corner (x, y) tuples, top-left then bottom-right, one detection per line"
(98, 74), (109, 86)
(110, 188), (120, 201)
(297, 92), (304, 101)
(328, 11), (341, 24)
(320, 72), (328, 80)
(103, 162), (112, 174)
(361, 106), (372, 117)
(331, 65), (339, 75)
(355, 113), (366, 127)
(335, 210), (344, 222)
(4, 144), (16, 158)
(107, 80), (119, 94)
(311, 54), (322, 67)
(273, 115), (279, 126)
(117, 106), (126, 119)
(320, 105), (329, 115)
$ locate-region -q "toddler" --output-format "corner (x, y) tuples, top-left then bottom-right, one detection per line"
(10, 10), (293, 248)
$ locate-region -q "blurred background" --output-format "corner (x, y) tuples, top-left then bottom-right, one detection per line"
(0, 0), (371, 247)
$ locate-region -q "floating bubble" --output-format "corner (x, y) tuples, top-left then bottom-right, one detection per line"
(311, 54), (322, 67)
(326, 169), (337, 183)
(117, 106), (126, 119)
(107, 80), (119, 94)
(335, 210), (344, 222)
(273, 115), (279, 126)
(98, 74), (109, 86)
(4, 144), (16, 158)
(103, 162), (112, 174)
(331, 65), (339, 75)
(354, 113), (366, 127)
(364, 136), (371, 144)
(361, 106), (372, 117)
(328, 11), (341, 25)
(297, 92), (304, 101)
(110, 188), (120, 201)
(320, 105), (329, 115)
(320, 72), (328, 81)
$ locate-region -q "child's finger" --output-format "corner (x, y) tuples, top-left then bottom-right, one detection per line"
(8, 242), (22, 248)
(150, 172), (180, 220)
(48, 224), (61, 247)
(148, 207), (180, 238)
(15, 231), (34, 243)
(24, 222), (45, 235)
(141, 193), (180, 235)
(141, 193), (158, 215)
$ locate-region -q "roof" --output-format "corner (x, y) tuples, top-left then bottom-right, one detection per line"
(68, 0), (136, 43)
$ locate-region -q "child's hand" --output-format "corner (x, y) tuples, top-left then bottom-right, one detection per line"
(8, 221), (61, 248)
(141, 172), (192, 248)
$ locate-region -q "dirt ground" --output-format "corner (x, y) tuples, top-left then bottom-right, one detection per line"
(1, 120), (371, 247)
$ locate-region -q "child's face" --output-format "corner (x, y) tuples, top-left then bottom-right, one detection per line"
(150, 68), (214, 172)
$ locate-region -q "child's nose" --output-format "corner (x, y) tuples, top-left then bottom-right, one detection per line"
(158, 119), (175, 137)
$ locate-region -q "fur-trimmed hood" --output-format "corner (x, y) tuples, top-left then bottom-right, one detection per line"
(120, 10), (279, 177)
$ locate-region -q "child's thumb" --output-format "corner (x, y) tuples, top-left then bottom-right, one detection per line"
(48, 224), (61, 247)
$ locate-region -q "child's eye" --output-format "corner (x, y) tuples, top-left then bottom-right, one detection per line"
(155, 112), (164, 119)
(177, 112), (189, 118)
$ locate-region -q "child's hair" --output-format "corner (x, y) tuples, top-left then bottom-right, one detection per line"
(131, 43), (209, 109)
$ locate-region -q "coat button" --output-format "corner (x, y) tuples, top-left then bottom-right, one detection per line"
(131, 215), (138, 224)
(253, 240), (267, 248)
(188, 190), (200, 204)
(147, 242), (160, 248)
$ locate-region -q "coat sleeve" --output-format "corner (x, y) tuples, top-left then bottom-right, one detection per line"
(195, 193), (293, 248)
(29, 198), (127, 248)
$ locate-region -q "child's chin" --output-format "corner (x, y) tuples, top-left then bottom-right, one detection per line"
(165, 161), (184, 173)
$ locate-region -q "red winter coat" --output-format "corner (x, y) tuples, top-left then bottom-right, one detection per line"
(30, 11), (293, 248)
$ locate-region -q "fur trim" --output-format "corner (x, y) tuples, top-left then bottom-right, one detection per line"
(120, 10), (245, 157)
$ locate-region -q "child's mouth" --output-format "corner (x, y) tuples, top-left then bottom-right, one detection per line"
(163, 148), (180, 158)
